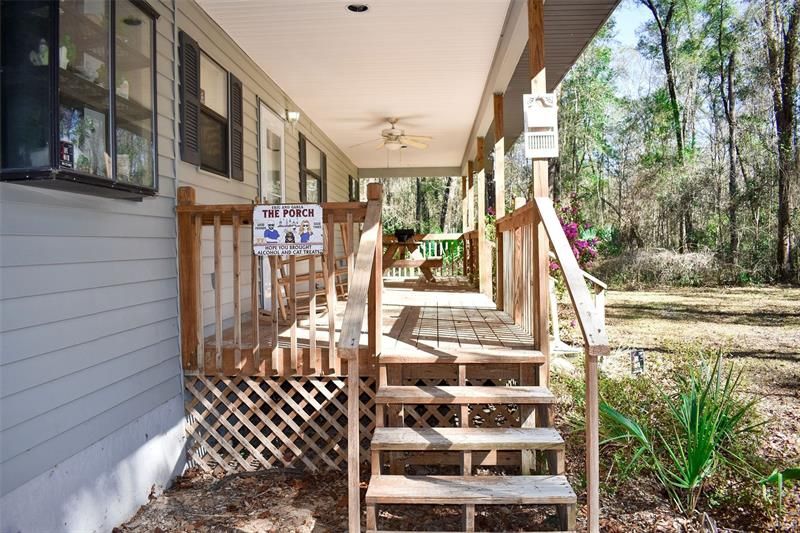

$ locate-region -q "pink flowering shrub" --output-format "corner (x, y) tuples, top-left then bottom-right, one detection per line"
(550, 194), (600, 272)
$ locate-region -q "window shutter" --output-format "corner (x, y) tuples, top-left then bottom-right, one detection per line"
(178, 31), (201, 166)
(298, 133), (307, 202)
(321, 152), (327, 202)
(229, 74), (244, 181)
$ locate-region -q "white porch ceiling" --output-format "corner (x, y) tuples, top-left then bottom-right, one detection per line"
(196, 0), (619, 172)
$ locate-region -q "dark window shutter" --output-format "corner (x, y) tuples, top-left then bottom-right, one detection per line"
(321, 152), (327, 202)
(179, 31), (201, 166)
(229, 74), (244, 181)
(298, 133), (307, 202)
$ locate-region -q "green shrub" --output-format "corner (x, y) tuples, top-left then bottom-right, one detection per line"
(600, 352), (764, 515)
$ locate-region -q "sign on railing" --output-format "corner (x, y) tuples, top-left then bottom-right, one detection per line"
(252, 204), (324, 255)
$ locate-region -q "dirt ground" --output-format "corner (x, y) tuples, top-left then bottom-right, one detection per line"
(118, 286), (800, 532)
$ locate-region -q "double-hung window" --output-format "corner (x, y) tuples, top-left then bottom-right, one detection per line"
(299, 133), (326, 202)
(178, 31), (243, 180)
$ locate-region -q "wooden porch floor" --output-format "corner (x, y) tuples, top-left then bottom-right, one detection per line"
(198, 278), (537, 375)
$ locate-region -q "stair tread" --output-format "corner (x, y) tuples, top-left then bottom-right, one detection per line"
(379, 349), (545, 365)
(375, 385), (555, 404)
(365, 475), (576, 505)
(371, 427), (564, 451)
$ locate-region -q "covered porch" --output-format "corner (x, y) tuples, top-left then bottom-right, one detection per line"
(176, 1), (617, 532)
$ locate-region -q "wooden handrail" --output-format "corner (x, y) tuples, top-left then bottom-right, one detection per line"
(383, 232), (464, 243)
(534, 197), (607, 533)
(339, 183), (383, 533)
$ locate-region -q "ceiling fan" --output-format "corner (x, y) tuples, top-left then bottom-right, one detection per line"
(350, 118), (432, 151)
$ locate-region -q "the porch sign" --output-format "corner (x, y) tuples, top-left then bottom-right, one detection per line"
(252, 204), (323, 256)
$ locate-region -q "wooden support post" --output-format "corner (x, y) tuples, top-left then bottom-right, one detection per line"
(493, 94), (506, 219)
(528, 0), (551, 390)
(467, 161), (475, 231)
(368, 183), (383, 361)
(477, 137), (491, 298)
(461, 176), (468, 276)
(494, 93), (506, 309)
(177, 187), (199, 371)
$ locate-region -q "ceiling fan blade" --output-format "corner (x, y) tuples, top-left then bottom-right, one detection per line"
(348, 137), (384, 148)
(402, 135), (433, 141)
(400, 138), (428, 149)
(375, 140), (387, 150)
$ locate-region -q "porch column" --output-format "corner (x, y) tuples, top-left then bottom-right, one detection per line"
(476, 137), (491, 298)
(528, 0), (551, 388)
(467, 160), (476, 282)
(494, 93), (506, 309)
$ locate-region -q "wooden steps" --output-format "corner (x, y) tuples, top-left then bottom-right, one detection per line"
(371, 427), (563, 451)
(375, 385), (555, 405)
(379, 348), (544, 364)
(366, 475), (575, 505)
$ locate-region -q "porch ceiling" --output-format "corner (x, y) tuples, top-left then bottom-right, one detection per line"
(195, 0), (618, 172)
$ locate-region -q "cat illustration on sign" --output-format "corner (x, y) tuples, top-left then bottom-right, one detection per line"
(284, 230), (295, 243)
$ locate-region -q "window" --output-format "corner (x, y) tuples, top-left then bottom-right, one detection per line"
(0, 0), (159, 199)
(299, 133), (326, 202)
(348, 175), (360, 201)
(199, 54), (228, 175)
(178, 31), (243, 180)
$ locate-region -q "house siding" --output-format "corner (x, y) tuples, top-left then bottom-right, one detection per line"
(0, 0), (182, 507)
(0, 0), (358, 529)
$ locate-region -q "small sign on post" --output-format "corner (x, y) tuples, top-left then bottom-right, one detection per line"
(252, 204), (324, 256)
(523, 93), (559, 159)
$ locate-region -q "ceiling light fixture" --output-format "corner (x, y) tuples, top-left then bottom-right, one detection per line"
(346, 4), (369, 13)
(384, 140), (402, 151)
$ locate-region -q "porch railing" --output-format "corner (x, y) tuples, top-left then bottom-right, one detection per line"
(338, 183), (383, 533)
(495, 197), (608, 532)
(176, 186), (372, 377)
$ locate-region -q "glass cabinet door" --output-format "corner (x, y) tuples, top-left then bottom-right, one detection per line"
(58, 0), (111, 177)
(115, 0), (155, 188)
(0, 1), (54, 170)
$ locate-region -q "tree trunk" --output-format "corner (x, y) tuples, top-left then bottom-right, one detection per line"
(765, 0), (799, 281)
(641, 0), (684, 160)
(439, 177), (452, 232)
(721, 49), (739, 264)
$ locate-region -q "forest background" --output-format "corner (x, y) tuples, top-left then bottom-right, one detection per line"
(374, 0), (800, 286)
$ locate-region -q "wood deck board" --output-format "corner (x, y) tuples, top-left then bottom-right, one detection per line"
(201, 279), (541, 375)
(365, 475), (576, 505)
(371, 427), (564, 451)
(375, 385), (555, 405)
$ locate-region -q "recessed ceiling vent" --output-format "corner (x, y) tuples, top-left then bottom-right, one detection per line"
(346, 4), (369, 13)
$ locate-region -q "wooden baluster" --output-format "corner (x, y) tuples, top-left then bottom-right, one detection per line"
(289, 255), (297, 375)
(213, 214), (223, 372)
(194, 214), (204, 372)
(309, 254), (318, 374)
(326, 214), (339, 374)
(270, 255), (279, 375)
(345, 213), (354, 292)
(232, 213), (242, 370)
(497, 230), (505, 311)
(251, 240), (260, 373)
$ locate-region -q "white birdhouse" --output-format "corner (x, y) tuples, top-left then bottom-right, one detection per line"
(523, 93), (559, 159)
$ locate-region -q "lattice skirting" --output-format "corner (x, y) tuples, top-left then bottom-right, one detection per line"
(184, 376), (376, 474)
(184, 375), (520, 475)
